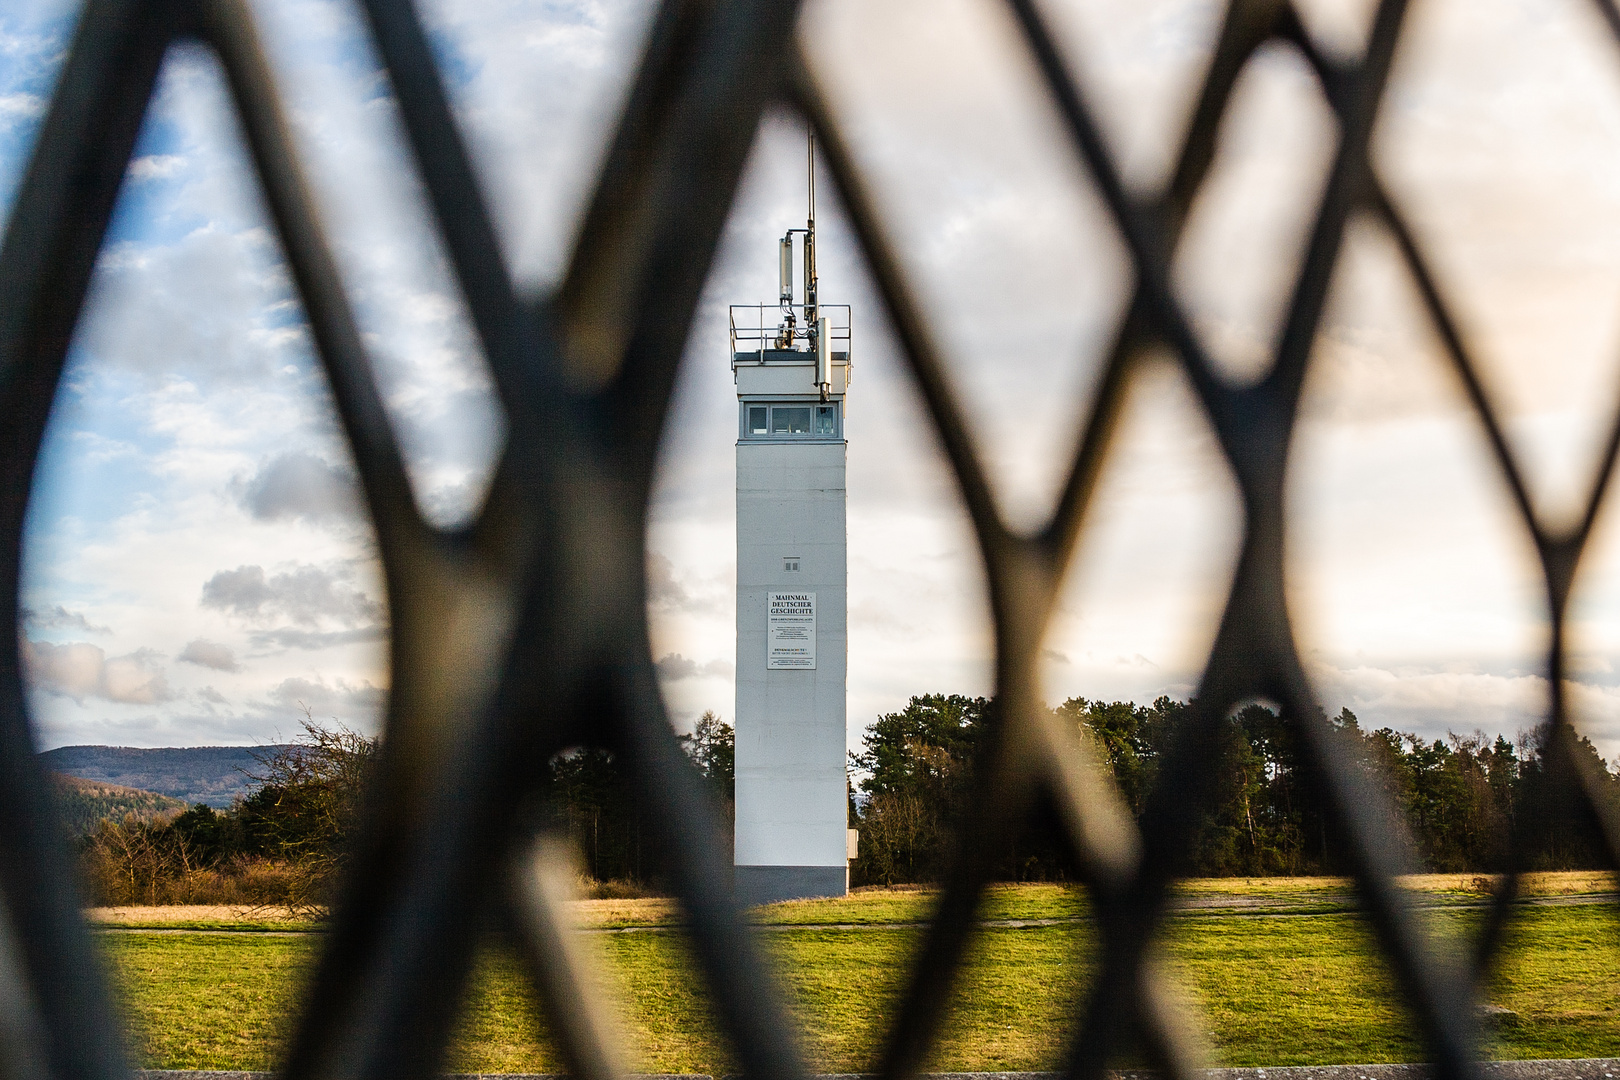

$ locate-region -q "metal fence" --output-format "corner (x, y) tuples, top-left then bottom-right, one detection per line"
(0, 3), (1616, 1080)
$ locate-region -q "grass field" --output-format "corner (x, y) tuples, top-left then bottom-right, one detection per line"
(95, 875), (1620, 1074)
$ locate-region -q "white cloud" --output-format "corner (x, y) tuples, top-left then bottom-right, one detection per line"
(654, 653), (733, 681)
(1309, 659), (1547, 733)
(127, 154), (185, 181)
(237, 451), (359, 523)
(411, 0), (661, 288)
(266, 675), (386, 717)
(22, 605), (109, 634)
(0, 92), (41, 120)
(23, 640), (172, 705)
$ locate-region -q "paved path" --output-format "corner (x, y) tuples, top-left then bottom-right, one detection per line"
(95, 891), (1620, 936)
(134, 1060), (1620, 1080)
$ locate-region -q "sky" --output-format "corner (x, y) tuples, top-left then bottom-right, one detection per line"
(5, 0), (1620, 764)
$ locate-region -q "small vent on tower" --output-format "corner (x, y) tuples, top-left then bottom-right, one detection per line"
(784, 558), (801, 572)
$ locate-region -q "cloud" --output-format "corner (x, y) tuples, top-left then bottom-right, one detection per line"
(654, 653), (733, 680)
(1306, 659), (1548, 740)
(113, 19), (508, 531)
(0, 93), (43, 121)
(646, 552), (725, 616)
(201, 562), (384, 628)
(267, 675), (386, 715)
(81, 222), (305, 386)
(415, 0), (662, 287)
(238, 451), (361, 523)
(23, 640), (172, 704)
(200, 566), (277, 616)
(21, 606), (109, 634)
(23, 641), (105, 701)
(418, 475), (487, 526)
(178, 639), (240, 672)
(647, 553), (689, 609)
(127, 154), (185, 181)
(249, 626), (390, 650)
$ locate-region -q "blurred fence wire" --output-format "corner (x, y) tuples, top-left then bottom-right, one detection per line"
(2, 2), (1618, 1080)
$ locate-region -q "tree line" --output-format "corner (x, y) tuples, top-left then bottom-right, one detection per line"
(75, 694), (1617, 905)
(849, 693), (1620, 884)
(74, 710), (737, 906)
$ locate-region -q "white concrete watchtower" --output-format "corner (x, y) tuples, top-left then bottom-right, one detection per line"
(731, 141), (852, 904)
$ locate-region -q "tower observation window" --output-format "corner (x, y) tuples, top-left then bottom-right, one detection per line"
(741, 401), (841, 439)
(773, 406), (812, 434)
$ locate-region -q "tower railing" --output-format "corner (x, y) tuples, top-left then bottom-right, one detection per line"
(729, 302), (851, 360)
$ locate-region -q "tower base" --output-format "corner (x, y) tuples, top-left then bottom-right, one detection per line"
(734, 864), (848, 905)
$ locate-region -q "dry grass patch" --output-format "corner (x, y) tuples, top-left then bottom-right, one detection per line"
(572, 898), (682, 928)
(89, 904), (311, 927)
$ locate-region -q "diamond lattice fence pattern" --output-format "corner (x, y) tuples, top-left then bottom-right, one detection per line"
(0, 3), (1616, 1080)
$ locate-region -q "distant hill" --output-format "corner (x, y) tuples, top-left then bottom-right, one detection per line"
(39, 744), (288, 808)
(50, 775), (187, 835)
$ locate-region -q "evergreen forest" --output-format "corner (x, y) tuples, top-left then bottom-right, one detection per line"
(851, 694), (1620, 885)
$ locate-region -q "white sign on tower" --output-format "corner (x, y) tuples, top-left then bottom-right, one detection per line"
(767, 592), (816, 669)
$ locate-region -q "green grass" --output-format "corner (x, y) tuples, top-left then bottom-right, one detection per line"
(1489, 903), (1620, 1060)
(110, 932), (308, 1069)
(98, 880), (1620, 1074)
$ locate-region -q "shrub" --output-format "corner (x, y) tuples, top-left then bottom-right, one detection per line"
(78, 717), (376, 911)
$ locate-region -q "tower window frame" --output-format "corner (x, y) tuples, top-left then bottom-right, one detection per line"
(739, 400), (842, 441)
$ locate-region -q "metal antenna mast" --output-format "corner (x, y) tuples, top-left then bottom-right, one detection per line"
(775, 134), (824, 382)
(805, 134), (817, 328)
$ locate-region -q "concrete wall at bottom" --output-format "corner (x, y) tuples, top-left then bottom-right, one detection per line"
(734, 864), (848, 905)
